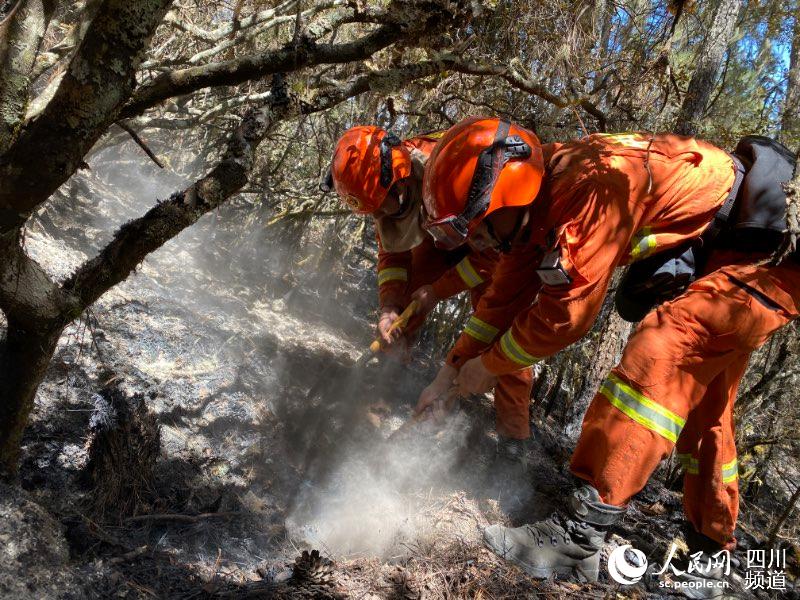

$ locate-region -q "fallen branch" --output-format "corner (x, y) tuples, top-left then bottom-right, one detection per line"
(107, 545), (150, 564)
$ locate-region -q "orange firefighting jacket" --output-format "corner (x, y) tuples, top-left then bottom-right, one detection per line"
(376, 133), (500, 308)
(446, 132), (739, 374)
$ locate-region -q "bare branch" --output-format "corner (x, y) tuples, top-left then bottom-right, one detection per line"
(120, 22), (406, 119)
(437, 54), (608, 127)
(162, 0), (299, 43)
(184, 1), (339, 66)
(63, 58), (444, 308)
(63, 75), (294, 309)
(115, 121), (164, 168)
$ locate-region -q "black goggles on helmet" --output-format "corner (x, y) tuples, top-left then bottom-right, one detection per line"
(318, 131), (402, 196)
(379, 132), (402, 188)
(424, 120), (532, 250)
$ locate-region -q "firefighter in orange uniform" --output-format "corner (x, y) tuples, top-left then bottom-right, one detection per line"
(416, 116), (800, 593)
(326, 125), (536, 450)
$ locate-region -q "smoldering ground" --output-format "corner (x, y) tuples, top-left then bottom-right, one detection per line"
(10, 132), (773, 600)
(282, 359), (540, 561)
(11, 138), (554, 598)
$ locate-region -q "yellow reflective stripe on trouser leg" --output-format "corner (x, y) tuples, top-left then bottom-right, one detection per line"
(629, 227), (658, 261)
(499, 330), (540, 367)
(599, 373), (685, 443)
(455, 257), (484, 288)
(722, 458), (739, 484)
(677, 452), (700, 475)
(377, 267), (408, 286)
(463, 316), (499, 344)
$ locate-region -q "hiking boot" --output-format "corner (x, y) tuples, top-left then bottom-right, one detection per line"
(483, 485), (624, 581)
(669, 555), (729, 598)
(666, 530), (733, 598)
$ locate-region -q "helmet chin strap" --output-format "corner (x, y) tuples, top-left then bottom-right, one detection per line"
(486, 209), (525, 253)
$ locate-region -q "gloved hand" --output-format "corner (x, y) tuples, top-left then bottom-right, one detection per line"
(455, 356), (497, 395)
(410, 284), (438, 317)
(414, 363), (457, 416)
(377, 305), (402, 344)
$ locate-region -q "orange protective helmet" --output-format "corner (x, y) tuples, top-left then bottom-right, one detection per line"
(329, 126), (412, 214)
(422, 117), (544, 249)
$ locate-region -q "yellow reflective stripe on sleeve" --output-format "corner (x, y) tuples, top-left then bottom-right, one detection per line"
(677, 452), (700, 475)
(722, 458), (739, 484)
(499, 330), (540, 367)
(629, 227), (658, 261)
(455, 257), (485, 288)
(377, 267), (408, 286)
(464, 316), (499, 343)
(600, 373), (685, 443)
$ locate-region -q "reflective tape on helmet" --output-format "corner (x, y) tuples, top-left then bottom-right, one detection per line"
(377, 267), (408, 286)
(499, 329), (540, 366)
(629, 227), (658, 260)
(463, 316), (499, 343)
(455, 257), (485, 288)
(600, 373), (685, 443)
(722, 458), (739, 484)
(677, 452), (700, 475)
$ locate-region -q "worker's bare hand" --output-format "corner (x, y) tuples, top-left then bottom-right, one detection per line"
(410, 285), (439, 317)
(378, 306), (401, 344)
(456, 356), (497, 395)
(414, 363), (457, 416)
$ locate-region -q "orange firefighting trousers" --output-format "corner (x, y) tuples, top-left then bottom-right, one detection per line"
(571, 256), (800, 548)
(398, 243), (533, 440)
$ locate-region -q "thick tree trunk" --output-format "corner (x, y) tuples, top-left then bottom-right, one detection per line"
(781, 5), (800, 145)
(674, 0), (741, 136)
(564, 309), (631, 437)
(0, 319), (62, 476)
(0, 0), (57, 153)
(0, 230), (74, 475)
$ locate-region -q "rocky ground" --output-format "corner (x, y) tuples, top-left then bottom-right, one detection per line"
(2, 146), (798, 599)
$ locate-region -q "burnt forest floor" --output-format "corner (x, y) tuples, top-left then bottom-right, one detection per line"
(3, 148), (798, 600)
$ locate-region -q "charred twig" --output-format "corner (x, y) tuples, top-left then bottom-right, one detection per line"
(124, 511), (251, 525)
(769, 481), (800, 545)
(115, 121), (165, 169)
(107, 545), (150, 564)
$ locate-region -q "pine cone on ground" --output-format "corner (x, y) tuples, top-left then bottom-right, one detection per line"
(289, 550), (343, 599)
(291, 550), (335, 585)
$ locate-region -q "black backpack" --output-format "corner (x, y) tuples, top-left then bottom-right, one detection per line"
(615, 135), (797, 322)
